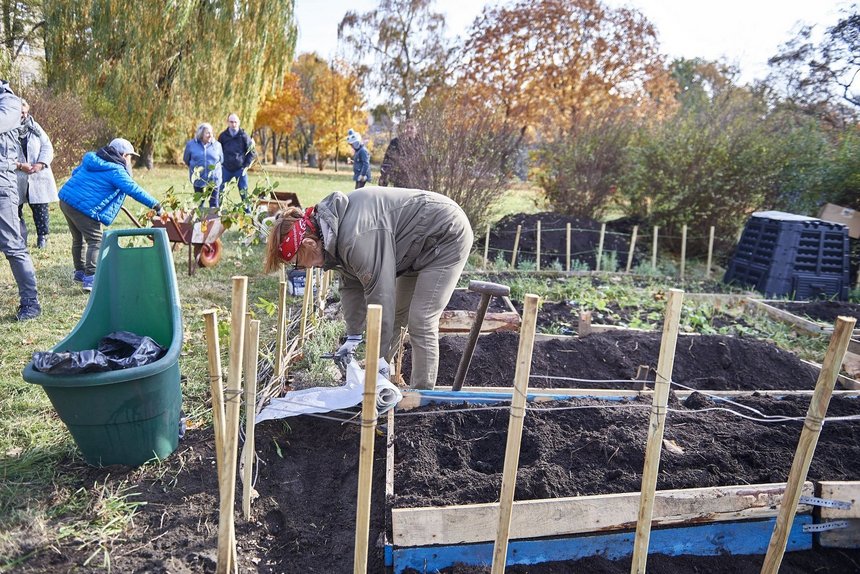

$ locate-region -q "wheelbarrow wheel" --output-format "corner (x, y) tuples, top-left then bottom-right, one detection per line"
(197, 239), (223, 268)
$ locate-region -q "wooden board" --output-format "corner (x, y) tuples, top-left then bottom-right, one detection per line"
(390, 516), (812, 573)
(391, 483), (814, 547)
(439, 310), (521, 333)
(818, 481), (860, 549)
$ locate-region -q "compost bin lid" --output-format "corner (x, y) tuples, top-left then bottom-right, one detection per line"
(751, 210), (820, 222)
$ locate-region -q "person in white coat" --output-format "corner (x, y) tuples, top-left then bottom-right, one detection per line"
(16, 99), (57, 249)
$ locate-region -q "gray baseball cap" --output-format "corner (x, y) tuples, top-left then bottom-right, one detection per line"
(109, 137), (139, 157)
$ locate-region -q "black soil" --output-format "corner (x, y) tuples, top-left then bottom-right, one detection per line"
(770, 300), (860, 325)
(393, 394), (860, 508)
(404, 331), (820, 391)
(446, 289), (511, 312)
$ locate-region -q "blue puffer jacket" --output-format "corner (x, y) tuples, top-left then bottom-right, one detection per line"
(58, 152), (159, 225)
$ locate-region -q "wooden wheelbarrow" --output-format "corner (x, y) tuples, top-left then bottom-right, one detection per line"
(121, 206), (225, 276)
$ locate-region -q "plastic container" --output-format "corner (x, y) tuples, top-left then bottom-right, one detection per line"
(23, 228), (183, 466)
(724, 211), (850, 300)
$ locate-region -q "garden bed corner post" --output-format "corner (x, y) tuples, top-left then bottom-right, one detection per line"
(626, 225), (639, 273)
(761, 315), (857, 574)
(241, 317), (260, 520)
(354, 304), (383, 573)
(491, 293), (541, 574)
(631, 288), (684, 574)
(596, 223), (606, 272)
(511, 224), (522, 269)
(275, 281), (288, 384)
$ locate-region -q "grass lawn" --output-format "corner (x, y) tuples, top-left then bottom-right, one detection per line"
(0, 166), (547, 564)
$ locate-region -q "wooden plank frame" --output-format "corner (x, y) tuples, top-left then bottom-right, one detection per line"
(383, 390), (859, 572)
(817, 481), (860, 549)
(747, 299), (860, 339)
(439, 288), (521, 334)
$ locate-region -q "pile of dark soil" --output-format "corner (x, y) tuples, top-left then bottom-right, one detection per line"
(446, 289), (511, 312)
(484, 212), (642, 269)
(404, 331), (819, 391)
(770, 300), (860, 325)
(14, 416), (387, 574)
(393, 394), (860, 508)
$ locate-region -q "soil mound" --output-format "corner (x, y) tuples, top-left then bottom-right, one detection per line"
(404, 331), (819, 391)
(445, 289), (510, 312)
(485, 212), (641, 269)
(393, 394), (860, 508)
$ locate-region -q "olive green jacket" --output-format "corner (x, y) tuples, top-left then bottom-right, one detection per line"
(316, 186), (471, 352)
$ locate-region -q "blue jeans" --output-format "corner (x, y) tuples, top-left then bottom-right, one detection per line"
(0, 185), (38, 302)
(222, 167), (250, 209)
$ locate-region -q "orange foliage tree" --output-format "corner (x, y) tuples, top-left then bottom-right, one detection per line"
(293, 53), (366, 169)
(255, 72), (303, 164)
(458, 0), (677, 138)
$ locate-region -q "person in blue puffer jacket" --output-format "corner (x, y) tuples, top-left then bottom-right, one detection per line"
(58, 138), (162, 292)
(183, 122), (224, 207)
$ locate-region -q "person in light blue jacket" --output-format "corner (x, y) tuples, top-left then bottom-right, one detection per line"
(58, 138), (162, 292)
(183, 123), (224, 207)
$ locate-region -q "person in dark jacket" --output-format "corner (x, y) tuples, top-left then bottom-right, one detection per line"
(378, 121), (416, 188)
(0, 80), (39, 320)
(346, 129), (371, 189)
(217, 113), (256, 210)
(263, 187), (473, 389)
(58, 138), (162, 292)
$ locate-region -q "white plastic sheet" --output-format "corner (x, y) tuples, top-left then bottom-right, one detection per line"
(255, 359), (403, 423)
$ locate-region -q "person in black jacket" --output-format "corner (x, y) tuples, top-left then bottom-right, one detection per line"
(217, 113), (256, 210)
(379, 121), (416, 188)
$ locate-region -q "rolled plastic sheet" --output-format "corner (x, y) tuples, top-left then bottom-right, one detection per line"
(256, 359), (402, 423)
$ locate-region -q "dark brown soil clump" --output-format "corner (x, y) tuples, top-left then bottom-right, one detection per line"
(405, 331), (819, 391)
(393, 394), (860, 508)
(446, 289), (511, 312)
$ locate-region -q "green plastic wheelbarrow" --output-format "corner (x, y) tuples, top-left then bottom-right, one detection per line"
(23, 228), (183, 466)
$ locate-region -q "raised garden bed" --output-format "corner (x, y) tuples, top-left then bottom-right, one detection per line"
(388, 393), (860, 571)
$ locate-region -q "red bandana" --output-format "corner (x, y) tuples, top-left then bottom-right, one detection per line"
(278, 207), (318, 263)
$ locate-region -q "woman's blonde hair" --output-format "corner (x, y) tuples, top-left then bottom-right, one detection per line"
(264, 207), (321, 274)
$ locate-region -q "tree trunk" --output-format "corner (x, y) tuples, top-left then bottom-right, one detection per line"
(135, 132), (155, 170)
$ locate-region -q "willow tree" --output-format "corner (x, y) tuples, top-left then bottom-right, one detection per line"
(44, 1), (297, 167)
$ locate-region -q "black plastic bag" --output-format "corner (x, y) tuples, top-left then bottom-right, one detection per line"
(32, 331), (167, 375)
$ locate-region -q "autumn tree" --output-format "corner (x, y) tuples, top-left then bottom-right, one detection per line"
(255, 73), (303, 164)
(458, 0), (676, 137)
(768, 6), (860, 126)
(292, 53), (365, 169)
(338, 0), (454, 119)
(44, 1), (297, 167)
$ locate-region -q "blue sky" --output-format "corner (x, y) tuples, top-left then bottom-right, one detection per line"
(296, 0), (852, 84)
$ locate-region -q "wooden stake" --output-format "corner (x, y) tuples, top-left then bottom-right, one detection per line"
(680, 224), (688, 281)
(241, 317), (260, 520)
(630, 288), (684, 574)
(354, 304), (383, 574)
(274, 281), (288, 383)
(596, 223), (606, 272)
(651, 226), (658, 270)
(491, 294), (541, 574)
(511, 224), (521, 268)
(216, 277), (248, 574)
(578, 310), (592, 336)
(565, 222), (571, 272)
(299, 267), (313, 343)
(536, 220), (541, 271)
(761, 316), (857, 574)
(394, 326), (407, 386)
(484, 223), (491, 269)
(706, 226), (715, 279)
(203, 310), (226, 488)
(626, 225), (639, 273)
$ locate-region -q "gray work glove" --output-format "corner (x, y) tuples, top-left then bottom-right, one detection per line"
(358, 175), (367, 183)
(334, 335), (362, 370)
